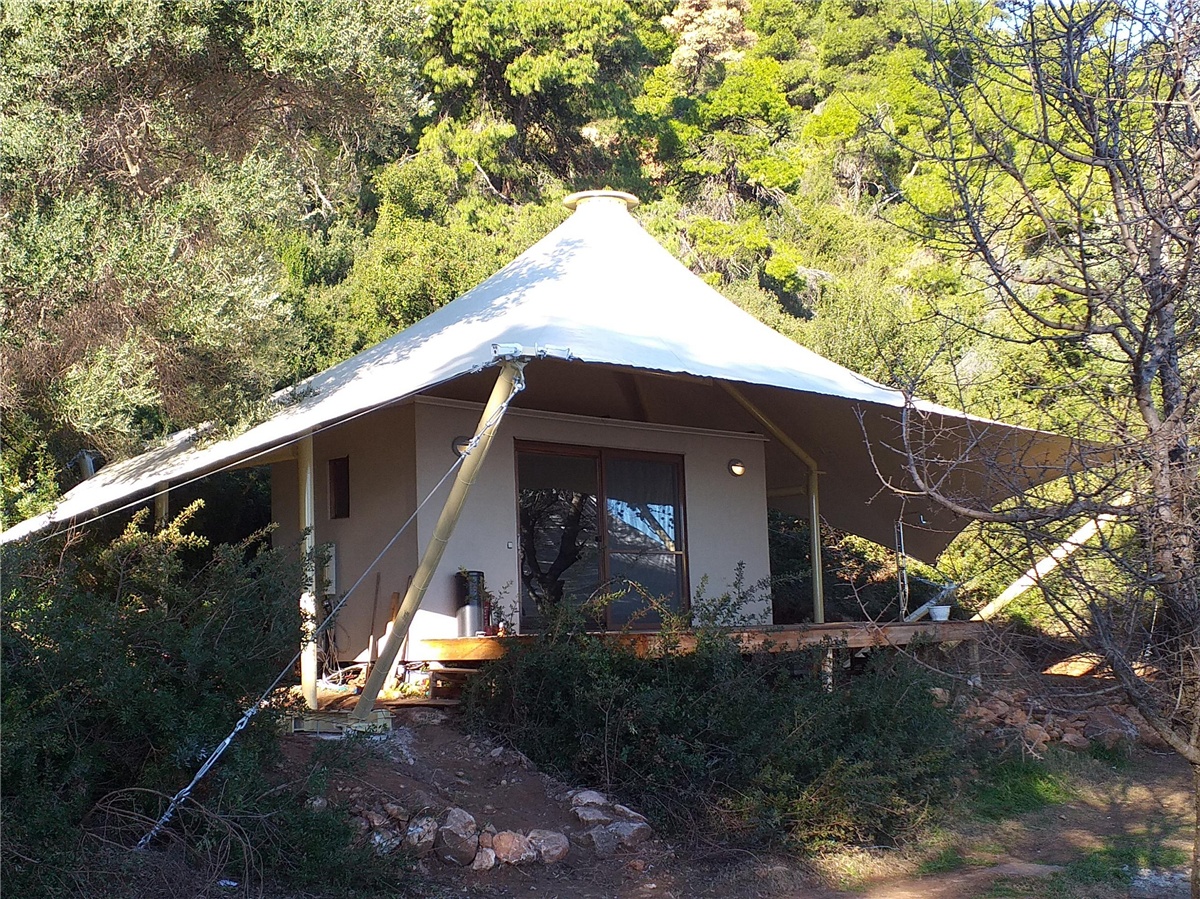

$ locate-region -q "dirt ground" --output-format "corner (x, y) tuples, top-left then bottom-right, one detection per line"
(279, 705), (1195, 899)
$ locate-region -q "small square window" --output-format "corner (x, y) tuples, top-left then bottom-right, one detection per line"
(328, 457), (350, 519)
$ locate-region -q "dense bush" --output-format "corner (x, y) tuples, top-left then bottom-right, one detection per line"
(463, 609), (966, 848)
(0, 505), (405, 897)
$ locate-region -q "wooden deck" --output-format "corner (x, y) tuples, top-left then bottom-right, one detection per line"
(416, 620), (986, 662)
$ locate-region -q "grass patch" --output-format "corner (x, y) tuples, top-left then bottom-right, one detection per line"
(1062, 838), (1187, 885)
(1087, 740), (1132, 769)
(915, 846), (968, 875)
(983, 879), (1050, 898)
(971, 756), (1073, 819)
(983, 837), (1189, 897)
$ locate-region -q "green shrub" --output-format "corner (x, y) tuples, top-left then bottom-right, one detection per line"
(463, 604), (965, 849)
(0, 506), (407, 897)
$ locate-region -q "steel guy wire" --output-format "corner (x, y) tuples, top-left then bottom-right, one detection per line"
(135, 371), (525, 850)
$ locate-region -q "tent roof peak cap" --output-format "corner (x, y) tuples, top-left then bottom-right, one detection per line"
(563, 189), (639, 211)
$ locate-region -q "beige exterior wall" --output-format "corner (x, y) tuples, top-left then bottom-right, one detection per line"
(271, 404), (418, 663)
(408, 398), (770, 659)
(273, 397), (770, 663)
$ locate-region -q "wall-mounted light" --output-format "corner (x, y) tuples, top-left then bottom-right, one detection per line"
(452, 435), (472, 457)
(728, 459), (746, 477)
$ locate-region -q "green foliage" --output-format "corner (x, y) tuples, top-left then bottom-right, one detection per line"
(1, 0), (423, 507)
(464, 610), (965, 848)
(419, 0), (655, 193)
(770, 510), (949, 624)
(306, 157), (570, 365)
(0, 411), (61, 528)
(917, 846), (969, 875)
(970, 756), (1073, 820)
(1061, 839), (1187, 887)
(0, 506), (405, 896)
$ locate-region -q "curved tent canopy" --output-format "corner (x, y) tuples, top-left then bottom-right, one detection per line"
(1, 191), (1077, 560)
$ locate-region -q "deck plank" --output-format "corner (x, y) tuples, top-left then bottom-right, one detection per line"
(417, 620), (985, 662)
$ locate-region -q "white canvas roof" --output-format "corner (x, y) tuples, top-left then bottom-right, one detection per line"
(2, 191), (1075, 559)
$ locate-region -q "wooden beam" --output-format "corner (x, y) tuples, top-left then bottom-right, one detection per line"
(154, 482), (170, 530)
(972, 498), (1128, 621)
(418, 620), (986, 662)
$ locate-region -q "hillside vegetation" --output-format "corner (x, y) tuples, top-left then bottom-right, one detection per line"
(4, 2), (1199, 896)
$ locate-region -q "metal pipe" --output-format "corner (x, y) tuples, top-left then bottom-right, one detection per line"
(721, 383), (825, 623)
(297, 433), (319, 710)
(352, 361), (524, 719)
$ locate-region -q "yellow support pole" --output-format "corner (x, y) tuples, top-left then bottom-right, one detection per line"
(972, 497), (1129, 621)
(721, 383), (824, 623)
(154, 482), (170, 530)
(297, 433), (319, 710)
(352, 361), (524, 719)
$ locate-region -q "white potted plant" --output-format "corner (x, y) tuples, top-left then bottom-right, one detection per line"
(929, 603), (952, 621)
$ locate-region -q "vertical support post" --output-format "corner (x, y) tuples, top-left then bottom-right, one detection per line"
(297, 432), (319, 711)
(721, 383), (825, 623)
(808, 470), (824, 624)
(352, 361), (524, 720)
(154, 482), (170, 530)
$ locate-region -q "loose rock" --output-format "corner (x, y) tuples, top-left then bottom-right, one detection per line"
(436, 807), (479, 866)
(1059, 731), (1091, 751)
(471, 847), (497, 871)
(1022, 723), (1050, 749)
(370, 828), (403, 855)
(492, 830), (538, 865)
(528, 829), (570, 864)
(608, 820), (653, 848)
(571, 789), (608, 807)
(403, 815), (438, 858)
(1084, 709), (1136, 751)
(572, 825), (619, 859)
(612, 804), (648, 824)
(573, 805), (613, 827)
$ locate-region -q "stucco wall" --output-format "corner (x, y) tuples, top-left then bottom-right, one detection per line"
(271, 404), (418, 663)
(273, 398), (770, 663)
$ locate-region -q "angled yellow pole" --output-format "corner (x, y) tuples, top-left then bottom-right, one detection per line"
(972, 494), (1131, 621)
(153, 482), (170, 530)
(721, 383), (825, 623)
(352, 361), (525, 719)
(297, 433), (319, 710)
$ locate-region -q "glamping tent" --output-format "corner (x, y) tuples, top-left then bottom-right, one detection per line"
(1, 190), (1075, 698)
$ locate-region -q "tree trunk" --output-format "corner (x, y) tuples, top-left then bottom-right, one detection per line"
(1193, 762), (1199, 899)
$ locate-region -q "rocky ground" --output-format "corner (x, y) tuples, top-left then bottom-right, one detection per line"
(957, 676), (1169, 756)
(277, 678), (1194, 899)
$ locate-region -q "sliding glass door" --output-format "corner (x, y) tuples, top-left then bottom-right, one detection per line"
(517, 449), (601, 629)
(517, 444), (686, 631)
